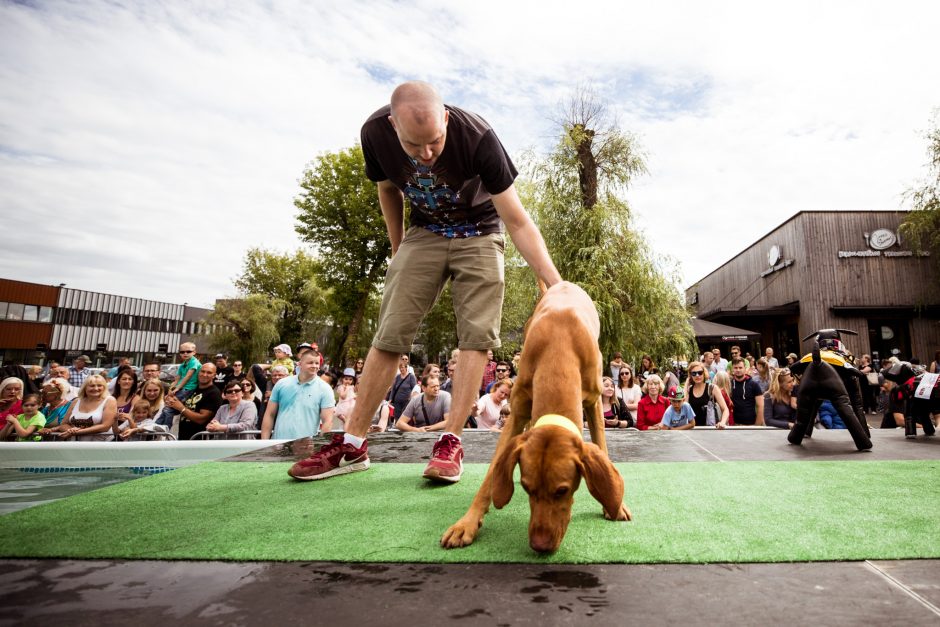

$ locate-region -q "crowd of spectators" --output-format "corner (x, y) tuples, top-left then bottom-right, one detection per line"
(1, 341), (937, 443)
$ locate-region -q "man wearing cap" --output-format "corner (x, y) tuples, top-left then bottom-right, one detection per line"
(659, 388), (695, 430)
(212, 354), (235, 392)
(67, 355), (92, 389)
(288, 80), (561, 484)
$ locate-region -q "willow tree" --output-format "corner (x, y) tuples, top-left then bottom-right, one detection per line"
(900, 113), (940, 272)
(206, 294), (283, 365)
(234, 248), (326, 350)
(523, 87), (695, 366)
(294, 145), (391, 367)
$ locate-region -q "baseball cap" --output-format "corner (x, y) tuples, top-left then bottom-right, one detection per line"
(274, 344), (292, 357)
(667, 387), (685, 402)
(342, 367), (356, 377)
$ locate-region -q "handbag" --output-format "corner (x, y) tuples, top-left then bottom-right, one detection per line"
(705, 383), (718, 426)
(866, 372), (880, 386)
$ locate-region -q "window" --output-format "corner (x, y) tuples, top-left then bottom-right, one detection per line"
(39, 307), (53, 323)
(6, 303), (24, 321)
(23, 305), (38, 321)
(0, 302), (7, 319)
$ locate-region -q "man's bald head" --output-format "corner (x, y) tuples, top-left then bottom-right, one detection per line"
(388, 81), (448, 166)
(390, 81), (444, 123)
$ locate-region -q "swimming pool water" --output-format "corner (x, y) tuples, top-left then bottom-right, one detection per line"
(0, 467), (173, 515)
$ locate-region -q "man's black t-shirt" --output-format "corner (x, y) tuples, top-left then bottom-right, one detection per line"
(730, 376), (763, 425)
(213, 366), (235, 392)
(361, 104), (518, 238)
(178, 385), (223, 440)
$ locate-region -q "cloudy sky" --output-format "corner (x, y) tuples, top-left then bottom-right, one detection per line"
(2, 0), (939, 308)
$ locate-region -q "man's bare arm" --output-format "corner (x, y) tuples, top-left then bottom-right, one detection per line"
(377, 180), (405, 256)
(491, 184), (562, 287)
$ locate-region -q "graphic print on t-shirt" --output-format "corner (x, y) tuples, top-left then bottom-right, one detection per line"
(403, 160), (481, 238)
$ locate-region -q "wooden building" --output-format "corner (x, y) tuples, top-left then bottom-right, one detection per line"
(686, 211), (939, 364)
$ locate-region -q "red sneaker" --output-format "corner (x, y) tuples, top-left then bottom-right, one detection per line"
(288, 433), (370, 481)
(422, 434), (464, 483)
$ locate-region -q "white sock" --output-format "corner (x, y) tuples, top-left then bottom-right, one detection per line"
(344, 433), (365, 448)
(440, 432), (461, 442)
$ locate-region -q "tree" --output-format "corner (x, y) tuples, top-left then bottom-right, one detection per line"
(234, 248), (328, 350)
(521, 86), (696, 366)
(295, 145), (391, 367)
(206, 295), (283, 365)
(900, 112), (940, 271)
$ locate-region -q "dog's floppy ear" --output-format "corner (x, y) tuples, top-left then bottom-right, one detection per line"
(491, 432), (528, 509)
(578, 441), (627, 520)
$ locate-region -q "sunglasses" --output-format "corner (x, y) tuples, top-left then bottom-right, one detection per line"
(777, 368), (791, 376)
(224, 389), (241, 394)
(234, 363), (242, 367)
(496, 368), (509, 373)
(179, 350), (194, 354)
(690, 370), (705, 377)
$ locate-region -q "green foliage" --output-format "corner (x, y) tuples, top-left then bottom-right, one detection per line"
(294, 145), (391, 366)
(206, 295), (283, 365)
(233, 248), (327, 349)
(900, 113), (940, 271)
(512, 88), (695, 367)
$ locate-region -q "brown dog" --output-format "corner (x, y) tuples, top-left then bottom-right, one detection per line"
(440, 281), (631, 553)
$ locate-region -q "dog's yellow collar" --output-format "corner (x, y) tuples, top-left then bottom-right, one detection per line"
(532, 414), (583, 439)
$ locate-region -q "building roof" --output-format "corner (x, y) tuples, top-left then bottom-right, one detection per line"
(691, 318), (761, 342)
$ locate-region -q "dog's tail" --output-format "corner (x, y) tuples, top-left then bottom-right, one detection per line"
(812, 343), (821, 365)
(537, 278), (548, 296)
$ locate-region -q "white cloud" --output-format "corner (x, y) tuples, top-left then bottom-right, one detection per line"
(1, 0), (938, 307)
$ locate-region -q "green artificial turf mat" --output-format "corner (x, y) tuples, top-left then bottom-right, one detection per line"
(0, 460), (937, 564)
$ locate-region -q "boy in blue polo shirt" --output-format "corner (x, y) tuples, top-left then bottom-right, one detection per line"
(661, 387), (695, 430)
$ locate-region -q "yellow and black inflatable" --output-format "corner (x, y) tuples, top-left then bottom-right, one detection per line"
(788, 329), (872, 451)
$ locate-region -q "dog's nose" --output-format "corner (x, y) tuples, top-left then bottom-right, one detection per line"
(529, 531), (559, 554)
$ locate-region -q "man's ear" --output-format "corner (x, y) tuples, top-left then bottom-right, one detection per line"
(491, 433), (528, 509)
(578, 442), (627, 520)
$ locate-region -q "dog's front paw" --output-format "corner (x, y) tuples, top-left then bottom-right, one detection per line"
(440, 516), (483, 549)
(605, 503), (632, 522)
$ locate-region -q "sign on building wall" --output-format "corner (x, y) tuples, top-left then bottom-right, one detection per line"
(760, 244), (794, 277)
(838, 228), (930, 259)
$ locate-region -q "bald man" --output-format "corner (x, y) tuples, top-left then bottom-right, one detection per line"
(289, 81), (561, 484)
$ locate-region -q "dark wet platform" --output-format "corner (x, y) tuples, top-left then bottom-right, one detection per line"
(3, 427), (939, 626)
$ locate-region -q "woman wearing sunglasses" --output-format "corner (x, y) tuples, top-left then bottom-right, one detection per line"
(616, 366), (641, 422)
(683, 360), (730, 428)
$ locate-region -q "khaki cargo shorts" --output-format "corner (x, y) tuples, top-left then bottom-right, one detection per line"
(372, 226), (505, 354)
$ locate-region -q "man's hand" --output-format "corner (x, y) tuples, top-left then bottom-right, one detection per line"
(164, 395), (184, 411)
(206, 420), (225, 433)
